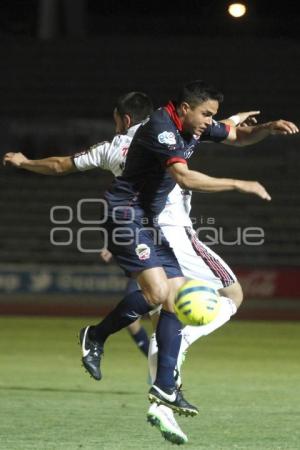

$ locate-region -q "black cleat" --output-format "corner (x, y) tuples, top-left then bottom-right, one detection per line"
(79, 326), (103, 380)
(148, 384), (199, 417)
(176, 388), (199, 416)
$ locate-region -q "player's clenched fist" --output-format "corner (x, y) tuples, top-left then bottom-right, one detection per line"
(99, 249), (113, 263)
(3, 152), (28, 167)
(235, 180), (271, 201)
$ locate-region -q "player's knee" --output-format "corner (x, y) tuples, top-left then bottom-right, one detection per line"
(230, 282), (244, 308)
(236, 283), (244, 308)
(220, 281), (243, 309)
(142, 281), (170, 306)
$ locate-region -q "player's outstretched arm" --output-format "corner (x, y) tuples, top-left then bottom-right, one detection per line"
(3, 152), (76, 175)
(168, 162), (271, 201)
(224, 119), (299, 146)
(221, 111), (260, 127)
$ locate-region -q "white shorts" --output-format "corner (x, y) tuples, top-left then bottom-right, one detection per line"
(161, 225), (237, 289)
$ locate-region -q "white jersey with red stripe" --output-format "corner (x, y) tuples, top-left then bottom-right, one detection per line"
(162, 225), (237, 288)
(72, 123), (193, 227)
(73, 124), (139, 177)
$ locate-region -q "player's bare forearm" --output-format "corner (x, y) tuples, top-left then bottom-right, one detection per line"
(168, 163), (271, 201)
(226, 120), (299, 146)
(3, 153), (76, 175)
(235, 123), (271, 145)
(21, 157), (76, 175)
(175, 169), (237, 192)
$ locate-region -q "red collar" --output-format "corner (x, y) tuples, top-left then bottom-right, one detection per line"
(164, 101), (183, 131)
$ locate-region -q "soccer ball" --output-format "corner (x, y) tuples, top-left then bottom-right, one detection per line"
(175, 279), (221, 326)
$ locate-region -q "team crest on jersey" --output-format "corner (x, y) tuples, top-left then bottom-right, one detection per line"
(158, 131), (176, 146)
(135, 244), (151, 261)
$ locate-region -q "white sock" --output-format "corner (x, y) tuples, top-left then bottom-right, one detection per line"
(177, 296), (237, 370)
(148, 332), (158, 385)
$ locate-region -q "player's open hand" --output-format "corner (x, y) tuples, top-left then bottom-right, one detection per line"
(267, 120), (299, 135)
(235, 180), (271, 201)
(3, 152), (28, 167)
(238, 111), (260, 127)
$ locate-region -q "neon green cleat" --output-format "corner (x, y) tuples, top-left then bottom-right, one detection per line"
(147, 403), (188, 445)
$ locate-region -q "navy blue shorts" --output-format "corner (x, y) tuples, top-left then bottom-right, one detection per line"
(104, 216), (183, 279)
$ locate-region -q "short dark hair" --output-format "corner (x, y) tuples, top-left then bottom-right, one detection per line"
(115, 92), (153, 125)
(176, 80), (224, 108)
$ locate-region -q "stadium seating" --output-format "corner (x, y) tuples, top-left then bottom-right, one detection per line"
(0, 36), (299, 268)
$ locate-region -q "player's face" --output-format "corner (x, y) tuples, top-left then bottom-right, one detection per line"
(113, 108), (127, 134)
(181, 99), (219, 136)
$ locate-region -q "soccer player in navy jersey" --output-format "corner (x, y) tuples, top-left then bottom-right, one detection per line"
(77, 80), (298, 415)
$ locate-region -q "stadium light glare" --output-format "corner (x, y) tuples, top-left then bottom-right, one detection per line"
(228, 3), (247, 18)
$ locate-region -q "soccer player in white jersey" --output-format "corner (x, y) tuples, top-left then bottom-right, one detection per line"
(4, 91), (299, 445)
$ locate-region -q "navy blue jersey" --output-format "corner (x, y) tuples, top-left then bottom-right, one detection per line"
(105, 101), (229, 218)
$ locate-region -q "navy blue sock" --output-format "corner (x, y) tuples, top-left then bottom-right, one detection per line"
(129, 326), (150, 357)
(155, 310), (182, 390)
(89, 290), (152, 346)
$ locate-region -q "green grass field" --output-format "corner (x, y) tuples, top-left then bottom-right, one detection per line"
(0, 317), (299, 450)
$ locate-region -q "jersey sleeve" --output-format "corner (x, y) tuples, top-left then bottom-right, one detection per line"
(200, 120), (230, 143)
(138, 121), (187, 168)
(72, 141), (111, 171)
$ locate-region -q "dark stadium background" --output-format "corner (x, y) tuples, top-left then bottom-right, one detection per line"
(0, 0), (299, 319)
